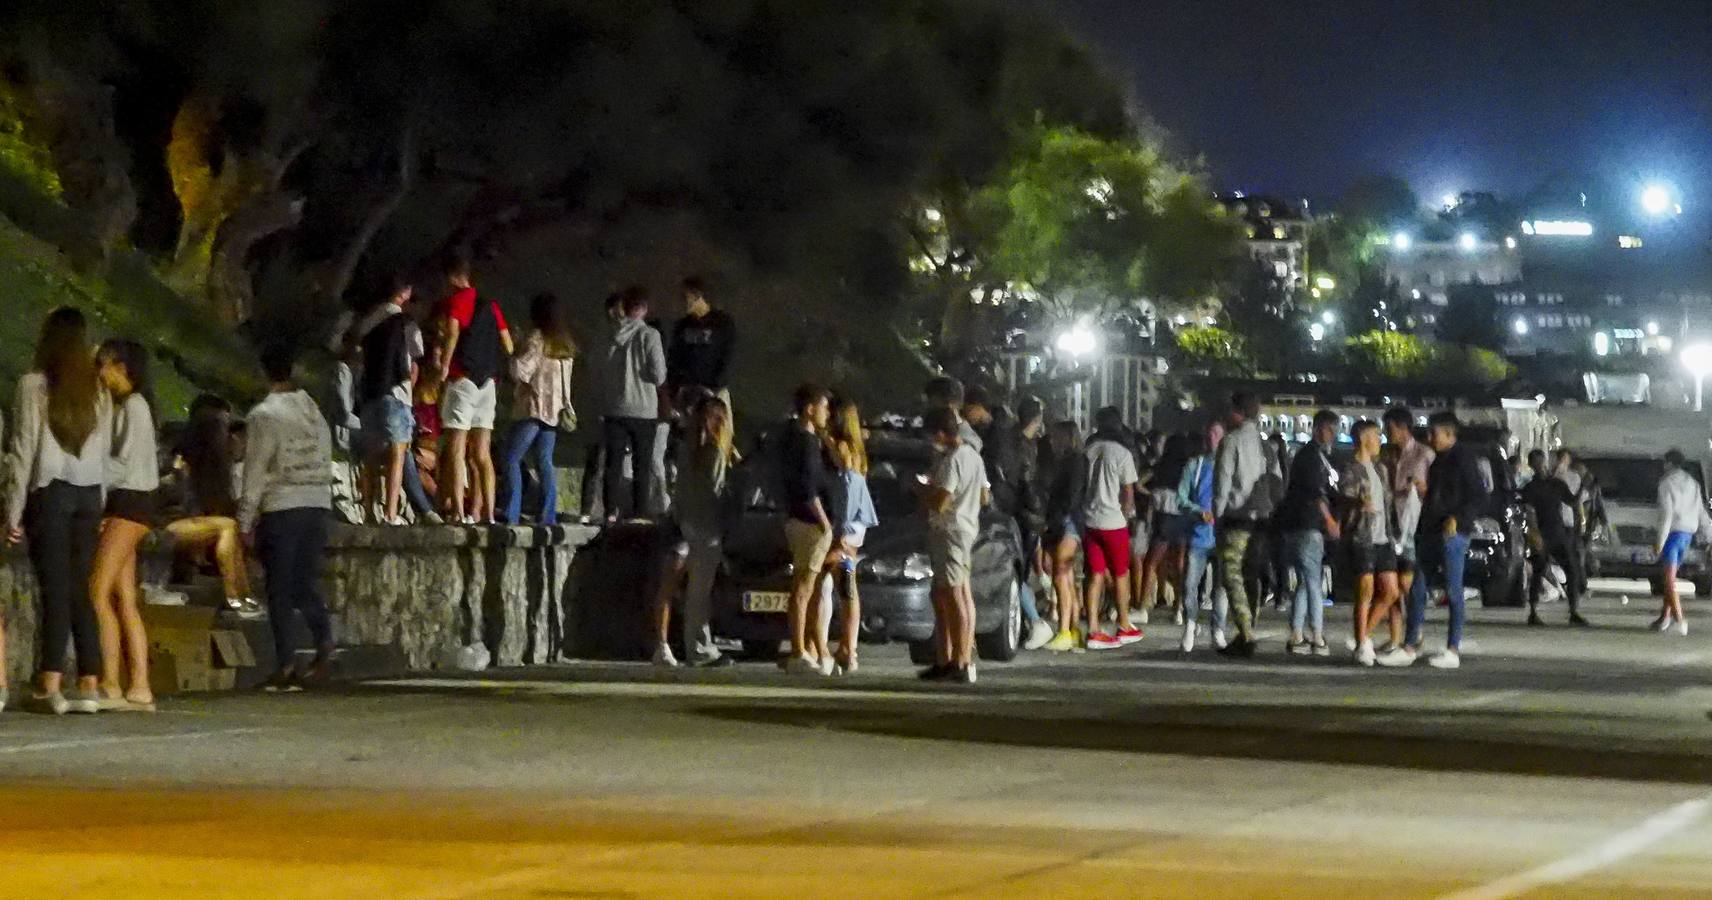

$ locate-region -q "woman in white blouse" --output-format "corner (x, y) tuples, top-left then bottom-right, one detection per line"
(500, 292), (577, 525)
(6, 308), (112, 715)
(90, 339), (160, 710)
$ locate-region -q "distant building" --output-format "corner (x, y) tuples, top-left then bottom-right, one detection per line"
(1379, 236), (1520, 329)
(1217, 193), (1308, 293)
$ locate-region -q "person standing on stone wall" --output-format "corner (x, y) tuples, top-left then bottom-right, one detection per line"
(435, 256), (513, 524)
(500, 292), (578, 526)
(600, 287), (667, 523)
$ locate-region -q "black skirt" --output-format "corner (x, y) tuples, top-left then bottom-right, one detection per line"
(105, 489), (159, 527)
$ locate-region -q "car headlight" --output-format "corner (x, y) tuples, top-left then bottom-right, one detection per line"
(859, 552), (933, 582)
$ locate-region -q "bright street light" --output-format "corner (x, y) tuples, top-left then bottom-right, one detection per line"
(1593, 332), (1610, 357)
(1504, 235), (1517, 249)
(1308, 322), (1326, 342)
(1641, 184), (1678, 217)
(1512, 317), (1529, 336)
(1054, 325), (1099, 358)
(1391, 232), (1412, 251)
(1442, 193), (1459, 209)
(1682, 342), (1712, 412)
(1457, 231), (1478, 252)
(1320, 310), (1336, 325)
(1314, 275), (1336, 291)
(1647, 320), (1661, 336)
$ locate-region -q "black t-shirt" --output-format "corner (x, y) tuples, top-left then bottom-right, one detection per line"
(780, 425), (827, 524)
(1279, 442), (1335, 531)
(1521, 476), (1576, 544)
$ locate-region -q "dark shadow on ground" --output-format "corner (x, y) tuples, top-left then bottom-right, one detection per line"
(691, 701), (1712, 785)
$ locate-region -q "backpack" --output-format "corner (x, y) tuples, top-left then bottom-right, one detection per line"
(454, 298), (505, 386)
(358, 313), (413, 405)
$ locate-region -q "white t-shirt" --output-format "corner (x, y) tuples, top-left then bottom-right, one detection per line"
(1082, 438), (1139, 531)
(929, 442), (985, 539)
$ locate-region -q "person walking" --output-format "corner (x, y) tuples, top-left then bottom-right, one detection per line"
(1402, 412), (1486, 669)
(1520, 449), (1589, 627)
(1652, 449), (1704, 635)
(781, 385), (834, 675)
(500, 292), (577, 525)
(8, 308), (112, 715)
(435, 257), (513, 524)
(650, 395), (740, 669)
(1039, 420), (1087, 652)
(921, 406), (986, 683)
(809, 397), (878, 675)
(89, 339), (159, 710)
(356, 274), (439, 525)
(1279, 409), (1340, 657)
(1342, 420), (1400, 667)
(1212, 392), (1270, 657)
(600, 287), (667, 522)
(241, 343), (336, 691)
(1176, 431), (1220, 652)
(1081, 406), (1142, 651)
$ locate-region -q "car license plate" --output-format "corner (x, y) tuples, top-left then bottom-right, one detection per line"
(742, 591), (790, 613)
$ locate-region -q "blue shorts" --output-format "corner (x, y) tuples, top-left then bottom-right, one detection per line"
(1661, 531), (1694, 567)
(360, 396), (415, 447)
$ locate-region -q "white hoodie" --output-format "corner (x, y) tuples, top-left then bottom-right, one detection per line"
(239, 389), (333, 533)
(1656, 466), (1706, 549)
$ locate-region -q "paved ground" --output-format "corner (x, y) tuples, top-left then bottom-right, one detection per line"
(4, 584), (1712, 898)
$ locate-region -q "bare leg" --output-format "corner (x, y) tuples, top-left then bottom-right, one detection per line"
(931, 583), (955, 666)
(1353, 572), (1375, 645)
(1366, 571), (1401, 643)
(788, 564), (820, 661)
(652, 551), (686, 650)
(1664, 564), (1685, 625)
(115, 541), (152, 703)
(1114, 564), (1135, 632)
(807, 567), (832, 664)
(1085, 571), (1107, 635)
(471, 428), (496, 523)
(442, 429), (470, 518)
(837, 567), (861, 667)
(955, 581), (976, 667)
(90, 519), (129, 698)
(385, 442), (407, 521)
(1053, 537), (1080, 634)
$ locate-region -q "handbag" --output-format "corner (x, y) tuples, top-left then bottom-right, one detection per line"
(554, 358), (578, 432)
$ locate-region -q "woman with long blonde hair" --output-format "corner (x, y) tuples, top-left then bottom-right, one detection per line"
(7, 307), (113, 714)
(651, 394), (739, 667)
(809, 397), (877, 674)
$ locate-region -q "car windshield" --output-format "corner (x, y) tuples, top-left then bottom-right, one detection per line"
(1582, 457), (1705, 503)
(867, 458), (929, 520)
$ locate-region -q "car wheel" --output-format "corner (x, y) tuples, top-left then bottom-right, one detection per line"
(908, 640), (937, 665)
(976, 578), (1022, 662)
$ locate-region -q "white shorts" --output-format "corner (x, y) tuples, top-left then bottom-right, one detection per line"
(441, 377), (497, 431)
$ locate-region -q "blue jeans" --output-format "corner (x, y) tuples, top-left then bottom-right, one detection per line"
(360, 398), (434, 518)
(1286, 529), (1326, 637)
(257, 507), (332, 668)
(501, 418), (559, 525)
(1019, 579), (1043, 627)
(1182, 544), (1225, 633)
(1407, 530), (1470, 650)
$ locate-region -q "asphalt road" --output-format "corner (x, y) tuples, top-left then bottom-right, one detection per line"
(3, 584), (1712, 898)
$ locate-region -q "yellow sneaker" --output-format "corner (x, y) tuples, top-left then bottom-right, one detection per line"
(1043, 629), (1080, 652)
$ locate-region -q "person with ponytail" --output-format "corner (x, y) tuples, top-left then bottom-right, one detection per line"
(7, 307), (113, 715)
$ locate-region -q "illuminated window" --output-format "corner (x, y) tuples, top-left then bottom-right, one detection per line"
(1618, 235), (1644, 249)
(1272, 225), (1286, 240)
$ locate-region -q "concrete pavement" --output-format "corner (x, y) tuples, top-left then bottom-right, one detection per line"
(2, 588), (1711, 897)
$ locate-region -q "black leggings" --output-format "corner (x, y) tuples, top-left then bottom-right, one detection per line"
(27, 481), (104, 677)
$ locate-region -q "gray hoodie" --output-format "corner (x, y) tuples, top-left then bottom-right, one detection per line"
(1213, 419), (1270, 520)
(239, 389), (333, 533)
(602, 317), (666, 420)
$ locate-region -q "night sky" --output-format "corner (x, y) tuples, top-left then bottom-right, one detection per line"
(1053, 0), (1712, 208)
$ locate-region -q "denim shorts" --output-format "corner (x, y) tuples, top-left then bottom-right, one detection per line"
(361, 396), (415, 446)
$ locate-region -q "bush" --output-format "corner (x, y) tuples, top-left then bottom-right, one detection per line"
(1175, 325), (1252, 376)
(1344, 330), (1430, 379)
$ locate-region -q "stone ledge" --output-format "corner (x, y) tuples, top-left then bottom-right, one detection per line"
(327, 523), (602, 551)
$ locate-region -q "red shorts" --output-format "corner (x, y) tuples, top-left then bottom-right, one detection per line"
(1084, 527), (1132, 578)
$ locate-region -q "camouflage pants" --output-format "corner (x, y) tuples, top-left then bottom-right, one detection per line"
(1217, 524), (1257, 641)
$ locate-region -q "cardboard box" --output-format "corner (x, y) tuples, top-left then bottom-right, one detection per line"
(144, 604), (254, 694)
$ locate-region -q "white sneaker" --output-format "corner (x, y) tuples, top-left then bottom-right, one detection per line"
(651, 644), (678, 668)
(1375, 646), (1416, 668)
(1355, 639), (1376, 667)
(1212, 628), (1228, 650)
(1138, 607), (1149, 625)
(1024, 620), (1054, 650)
(1180, 620), (1198, 653)
(819, 656), (836, 677)
(1678, 620), (1690, 637)
(1174, 608), (1185, 625)
(1428, 649), (1462, 670)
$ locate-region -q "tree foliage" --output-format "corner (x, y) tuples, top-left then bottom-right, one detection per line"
(1175, 324), (1251, 376)
(1344, 330), (1430, 379)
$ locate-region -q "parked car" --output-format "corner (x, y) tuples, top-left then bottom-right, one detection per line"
(708, 429), (1025, 663)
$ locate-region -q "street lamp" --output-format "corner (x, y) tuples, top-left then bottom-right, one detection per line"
(1308, 322), (1326, 342)
(1512, 317), (1529, 336)
(1682, 343), (1712, 412)
(1054, 325), (1099, 359)
(1314, 275), (1336, 291)
(1641, 184), (1679, 217)
(1457, 231), (1478, 252)
(1392, 232), (1412, 251)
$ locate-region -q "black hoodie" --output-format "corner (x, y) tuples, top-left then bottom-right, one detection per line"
(668, 308), (736, 392)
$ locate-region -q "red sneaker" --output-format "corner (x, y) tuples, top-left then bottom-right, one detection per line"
(1115, 627), (1145, 645)
(1086, 632), (1123, 650)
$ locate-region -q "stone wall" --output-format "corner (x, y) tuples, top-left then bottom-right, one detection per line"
(0, 521), (661, 690)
